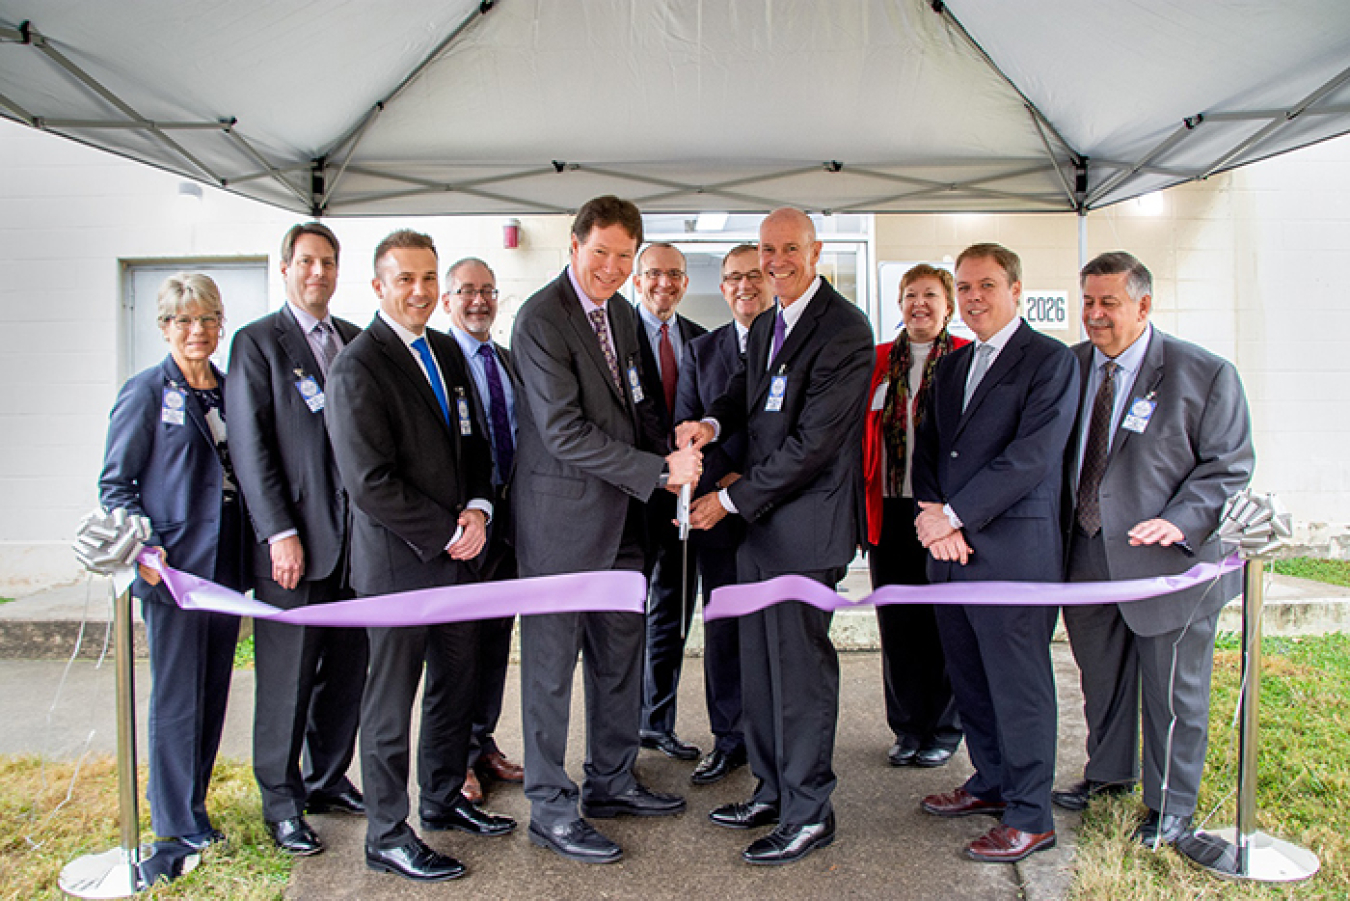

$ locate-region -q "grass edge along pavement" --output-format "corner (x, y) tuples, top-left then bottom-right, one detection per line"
(1068, 631), (1349, 900)
(0, 758), (291, 900)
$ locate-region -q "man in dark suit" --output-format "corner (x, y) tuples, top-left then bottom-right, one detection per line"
(1051, 252), (1254, 847)
(428, 257), (525, 807)
(327, 230), (513, 883)
(511, 196), (701, 865)
(679, 208), (874, 866)
(633, 242), (709, 763)
(226, 222), (367, 857)
(673, 243), (771, 785)
(911, 243), (1079, 864)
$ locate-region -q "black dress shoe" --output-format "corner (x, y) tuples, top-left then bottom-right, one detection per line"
(888, 742), (919, 767)
(1051, 778), (1136, 811)
(691, 746), (747, 785)
(743, 814), (835, 865)
(421, 798), (517, 837)
(266, 816), (323, 856)
(365, 836), (465, 881)
(640, 731), (702, 761)
(708, 800), (780, 830)
(527, 819), (622, 864)
(914, 745), (956, 768)
(1134, 809), (1192, 846)
(581, 783), (686, 818)
(306, 785), (366, 816)
(175, 828), (226, 851)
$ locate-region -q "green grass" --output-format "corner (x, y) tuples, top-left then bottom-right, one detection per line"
(1070, 631), (1350, 899)
(232, 633), (254, 670)
(0, 758), (291, 900)
(1270, 557), (1350, 589)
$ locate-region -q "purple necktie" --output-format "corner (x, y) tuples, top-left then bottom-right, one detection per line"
(477, 343), (514, 483)
(659, 322), (679, 414)
(770, 310), (786, 364)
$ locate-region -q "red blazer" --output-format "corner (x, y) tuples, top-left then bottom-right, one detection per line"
(862, 335), (969, 546)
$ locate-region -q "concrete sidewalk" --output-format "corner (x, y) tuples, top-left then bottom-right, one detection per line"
(4, 569), (1345, 898)
(1, 647), (1089, 901)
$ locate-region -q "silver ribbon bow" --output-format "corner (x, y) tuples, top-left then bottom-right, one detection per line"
(73, 507), (152, 575)
(1217, 490), (1293, 559)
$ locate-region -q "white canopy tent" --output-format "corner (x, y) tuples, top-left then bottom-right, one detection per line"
(2, 0), (1349, 217)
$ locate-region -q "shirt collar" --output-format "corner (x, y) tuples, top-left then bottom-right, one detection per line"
(449, 324), (492, 359)
(566, 265), (608, 314)
(637, 302), (675, 334)
(1092, 322), (1153, 375)
(976, 314), (1022, 354)
(776, 275), (822, 330)
(377, 309), (423, 349)
(287, 300), (331, 334)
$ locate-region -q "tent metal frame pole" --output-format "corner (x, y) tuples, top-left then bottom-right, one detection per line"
(222, 127), (311, 209)
(0, 89), (36, 125)
(318, 0), (498, 208)
(1200, 63), (1350, 179)
(929, 2), (1082, 165)
(22, 23), (222, 184)
(1086, 120), (1196, 207)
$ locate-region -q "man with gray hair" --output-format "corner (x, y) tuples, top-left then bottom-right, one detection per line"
(428, 256), (524, 807)
(1051, 251), (1254, 848)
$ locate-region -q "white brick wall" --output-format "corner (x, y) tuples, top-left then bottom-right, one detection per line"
(3, 117), (1349, 590)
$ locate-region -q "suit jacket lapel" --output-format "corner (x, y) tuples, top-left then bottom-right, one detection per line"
(1107, 329), (1166, 465)
(162, 355), (216, 448)
(956, 320), (1028, 436)
(370, 316), (454, 438)
(559, 277), (626, 403)
(276, 305), (328, 386)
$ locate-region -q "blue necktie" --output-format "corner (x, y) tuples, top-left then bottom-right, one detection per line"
(477, 343), (515, 483)
(411, 336), (451, 426)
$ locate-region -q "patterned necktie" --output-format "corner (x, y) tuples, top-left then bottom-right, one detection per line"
(587, 308), (623, 390)
(1076, 360), (1118, 536)
(477, 343), (515, 483)
(962, 343), (995, 411)
(410, 336), (451, 426)
(769, 310), (787, 365)
(659, 322), (679, 414)
(313, 321), (339, 377)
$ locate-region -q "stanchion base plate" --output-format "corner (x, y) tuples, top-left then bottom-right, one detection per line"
(1177, 827), (1320, 883)
(59, 843), (200, 898)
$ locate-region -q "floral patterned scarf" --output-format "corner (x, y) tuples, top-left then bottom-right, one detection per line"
(880, 328), (955, 496)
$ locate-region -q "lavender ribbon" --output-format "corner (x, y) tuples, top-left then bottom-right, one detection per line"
(704, 554), (1243, 621)
(137, 550), (644, 625)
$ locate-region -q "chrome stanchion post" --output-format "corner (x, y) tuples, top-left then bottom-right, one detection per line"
(1176, 494), (1319, 883)
(61, 510), (197, 897)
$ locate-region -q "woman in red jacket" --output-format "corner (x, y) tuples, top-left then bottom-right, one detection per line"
(862, 264), (968, 768)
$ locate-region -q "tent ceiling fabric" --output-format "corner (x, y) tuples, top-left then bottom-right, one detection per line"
(2, 0), (1349, 216)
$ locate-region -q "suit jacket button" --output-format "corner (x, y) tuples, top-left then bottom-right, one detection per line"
(950, 450), (959, 458)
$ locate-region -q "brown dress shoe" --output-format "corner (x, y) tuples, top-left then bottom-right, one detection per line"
(477, 748), (524, 783)
(965, 824), (1056, 863)
(920, 787), (1007, 818)
(460, 769), (484, 805)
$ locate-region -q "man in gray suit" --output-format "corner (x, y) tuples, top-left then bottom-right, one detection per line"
(1051, 251), (1254, 847)
(511, 195), (701, 865)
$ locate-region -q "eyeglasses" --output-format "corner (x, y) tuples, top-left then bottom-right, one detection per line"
(722, 270), (764, 284)
(163, 314), (222, 330)
(642, 269), (686, 281)
(454, 287), (499, 300)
